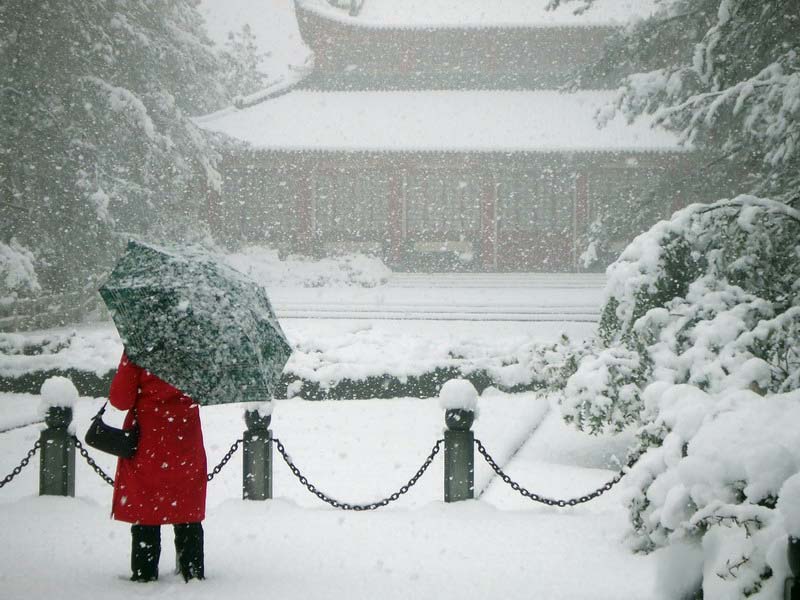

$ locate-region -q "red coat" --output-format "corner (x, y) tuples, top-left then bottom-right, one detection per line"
(109, 353), (207, 525)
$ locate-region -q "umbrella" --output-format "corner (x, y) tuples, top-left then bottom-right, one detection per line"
(99, 240), (292, 405)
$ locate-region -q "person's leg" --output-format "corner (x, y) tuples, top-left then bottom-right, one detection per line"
(130, 525), (161, 582)
(173, 522), (204, 581)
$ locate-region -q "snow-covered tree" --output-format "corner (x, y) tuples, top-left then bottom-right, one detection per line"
(0, 0), (228, 301)
(0, 238), (41, 299)
(219, 24), (268, 99)
(546, 3), (800, 596)
(553, 0), (800, 203)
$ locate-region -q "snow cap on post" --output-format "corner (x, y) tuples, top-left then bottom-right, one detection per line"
(439, 378), (478, 413)
(39, 376), (78, 431)
(39, 376), (79, 412)
(255, 400), (274, 418)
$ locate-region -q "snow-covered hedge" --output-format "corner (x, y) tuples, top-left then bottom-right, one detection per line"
(284, 333), (584, 400)
(0, 324), (585, 400)
(560, 195), (800, 599)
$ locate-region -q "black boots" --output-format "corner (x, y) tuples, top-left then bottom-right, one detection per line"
(130, 523), (204, 582)
(131, 525), (160, 582)
(174, 522), (205, 582)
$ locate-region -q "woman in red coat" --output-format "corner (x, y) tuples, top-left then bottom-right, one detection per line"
(109, 352), (207, 582)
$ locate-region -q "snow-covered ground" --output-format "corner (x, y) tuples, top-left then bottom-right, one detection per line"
(272, 272), (605, 322)
(0, 264), (656, 598)
(0, 392), (654, 599)
(0, 270), (601, 385)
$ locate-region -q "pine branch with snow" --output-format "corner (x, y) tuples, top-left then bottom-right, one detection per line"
(0, 238), (40, 301)
(0, 0), (229, 299)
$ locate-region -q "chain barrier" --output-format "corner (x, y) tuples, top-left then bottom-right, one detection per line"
(207, 438), (244, 482)
(273, 437), (444, 511)
(0, 441), (41, 489)
(5, 432), (636, 506)
(475, 438), (639, 507)
(73, 437), (115, 486)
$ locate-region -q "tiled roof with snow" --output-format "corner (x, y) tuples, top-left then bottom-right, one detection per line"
(196, 90), (685, 154)
(296, 0), (659, 29)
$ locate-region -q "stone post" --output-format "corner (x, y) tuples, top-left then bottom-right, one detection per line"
(787, 536), (800, 600)
(39, 406), (75, 497)
(243, 409), (272, 501)
(444, 408), (474, 502)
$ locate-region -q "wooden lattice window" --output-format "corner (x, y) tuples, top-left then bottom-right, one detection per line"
(405, 173), (481, 238)
(497, 169), (572, 234)
(314, 170), (389, 241)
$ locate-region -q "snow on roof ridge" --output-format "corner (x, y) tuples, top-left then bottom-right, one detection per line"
(296, 0), (659, 29)
(232, 145), (686, 155)
(198, 89), (686, 153)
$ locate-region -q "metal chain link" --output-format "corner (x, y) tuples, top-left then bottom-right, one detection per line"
(273, 437), (444, 511)
(6, 432), (635, 508)
(73, 437), (115, 486)
(0, 441), (41, 489)
(207, 438), (244, 482)
(475, 438), (638, 507)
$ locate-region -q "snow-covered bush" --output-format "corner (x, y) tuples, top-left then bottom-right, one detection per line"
(562, 346), (648, 434)
(626, 385), (800, 599)
(560, 195), (800, 598)
(567, 195), (799, 433)
(472, 334), (591, 394)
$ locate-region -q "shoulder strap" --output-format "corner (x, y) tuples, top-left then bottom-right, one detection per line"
(96, 400), (138, 424)
(93, 402), (108, 419)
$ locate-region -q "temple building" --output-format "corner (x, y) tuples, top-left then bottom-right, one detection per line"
(199, 0), (695, 271)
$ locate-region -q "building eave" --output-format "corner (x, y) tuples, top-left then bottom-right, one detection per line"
(199, 89), (687, 156)
(294, 0), (645, 32)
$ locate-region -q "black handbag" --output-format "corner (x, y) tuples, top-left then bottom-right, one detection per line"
(84, 402), (139, 459)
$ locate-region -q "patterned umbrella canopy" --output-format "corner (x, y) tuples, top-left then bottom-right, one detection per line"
(99, 240), (292, 405)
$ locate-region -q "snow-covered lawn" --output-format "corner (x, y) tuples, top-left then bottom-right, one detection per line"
(1, 271), (600, 393)
(0, 319), (595, 381)
(0, 393), (654, 599)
